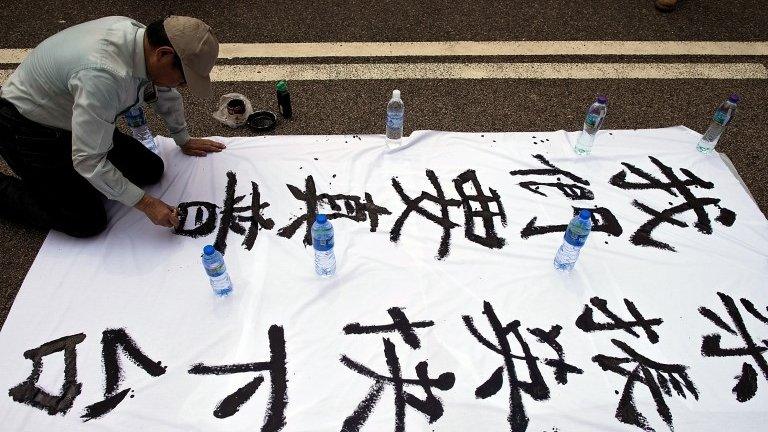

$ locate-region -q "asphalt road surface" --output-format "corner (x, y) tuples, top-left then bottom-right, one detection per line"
(0, 1), (766, 328)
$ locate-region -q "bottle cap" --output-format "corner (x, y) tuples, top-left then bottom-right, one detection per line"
(276, 80), (288, 92)
(392, 89), (401, 99)
(728, 93), (741, 103)
(578, 209), (592, 220)
(203, 245), (216, 255)
(596, 95), (607, 104)
(316, 214), (328, 224)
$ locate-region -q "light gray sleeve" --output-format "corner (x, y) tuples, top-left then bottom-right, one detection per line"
(68, 69), (144, 206)
(152, 86), (190, 146)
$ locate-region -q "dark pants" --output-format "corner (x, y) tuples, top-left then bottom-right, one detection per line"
(0, 98), (164, 237)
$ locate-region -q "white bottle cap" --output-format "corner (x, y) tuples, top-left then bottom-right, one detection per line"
(392, 89), (401, 99)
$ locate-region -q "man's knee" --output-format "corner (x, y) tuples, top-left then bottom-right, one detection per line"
(54, 204), (108, 238)
(132, 155), (164, 186)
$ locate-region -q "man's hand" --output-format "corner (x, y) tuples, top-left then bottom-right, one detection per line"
(181, 138), (226, 157)
(134, 194), (180, 228)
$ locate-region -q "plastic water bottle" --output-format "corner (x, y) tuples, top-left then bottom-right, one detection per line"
(201, 245), (234, 296)
(553, 210), (593, 271)
(312, 214), (336, 276)
(573, 96), (608, 156)
(696, 94), (740, 155)
(124, 106), (159, 153)
(385, 90), (404, 148)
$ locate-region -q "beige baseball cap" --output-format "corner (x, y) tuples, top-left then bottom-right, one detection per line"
(163, 16), (219, 98)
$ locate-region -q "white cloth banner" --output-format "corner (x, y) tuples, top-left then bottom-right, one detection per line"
(0, 127), (766, 432)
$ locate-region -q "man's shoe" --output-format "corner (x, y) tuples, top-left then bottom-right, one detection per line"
(655, 0), (678, 12)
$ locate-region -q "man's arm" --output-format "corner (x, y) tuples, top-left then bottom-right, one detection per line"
(68, 69), (144, 206)
(134, 194), (180, 228)
(68, 70), (178, 227)
(152, 86), (225, 156)
(152, 86), (191, 147)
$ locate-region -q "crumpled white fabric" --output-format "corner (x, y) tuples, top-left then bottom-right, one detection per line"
(211, 93), (254, 128)
(0, 128), (766, 432)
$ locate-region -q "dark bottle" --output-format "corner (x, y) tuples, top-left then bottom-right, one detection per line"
(276, 80), (293, 119)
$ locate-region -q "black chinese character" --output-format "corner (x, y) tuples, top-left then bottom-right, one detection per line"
(509, 154), (593, 200)
(391, 169), (506, 259)
(510, 155), (621, 241)
(81, 329), (167, 421)
(9, 333), (86, 415)
(463, 301), (582, 432)
(175, 201), (218, 237)
(340, 339), (455, 432)
(343, 307), (435, 350)
(576, 297), (663, 344)
(277, 175), (391, 246)
(453, 169), (508, 249)
(520, 206), (623, 240)
(699, 292), (768, 402)
(609, 156), (736, 251)
(341, 308), (453, 431)
(176, 171), (275, 254)
(593, 339), (698, 432)
(527, 325), (583, 385)
(188, 325), (287, 432)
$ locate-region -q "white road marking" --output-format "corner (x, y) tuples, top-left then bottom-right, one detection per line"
(1, 62), (765, 83)
(210, 62), (767, 81)
(218, 41), (768, 59)
(2, 41), (768, 64)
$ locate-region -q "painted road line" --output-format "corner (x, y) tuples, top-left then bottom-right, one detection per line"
(2, 41), (768, 63)
(210, 62), (767, 81)
(218, 41), (768, 59)
(0, 49), (27, 63)
(2, 63), (765, 83)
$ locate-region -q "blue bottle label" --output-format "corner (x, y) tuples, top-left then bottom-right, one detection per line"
(387, 114), (403, 129)
(205, 262), (226, 277)
(585, 114), (600, 128)
(564, 227), (588, 247)
(313, 236), (334, 251)
(713, 110), (728, 125)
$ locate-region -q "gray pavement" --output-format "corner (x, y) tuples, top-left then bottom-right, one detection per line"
(1, 1), (767, 329)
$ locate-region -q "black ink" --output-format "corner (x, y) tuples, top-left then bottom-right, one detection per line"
(278, 176), (390, 246)
(344, 307), (434, 350)
(699, 292), (768, 402)
(214, 172), (275, 253)
(81, 329), (166, 421)
(189, 325), (287, 431)
(8, 333), (86, 415)
(593, 339), (698, 432)
(463, 301), (582, 432)
(391, 169), (506, 259)
(81, 389), (130, 421)
(527, 326), (584, 385)
(215, 376), (265, 418)
(390, 170), (462, 260)
(453, 169), (508, 249)
(610, 156), (737, 251)
(175, 202), (218, 238)
(510, 154), (592, 200)
(521, 206), (623, 239)
(176, 172), (275, 254)
(575, 297), (663, 344)
(340, 338), (454, 432)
